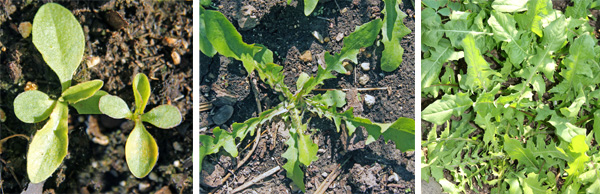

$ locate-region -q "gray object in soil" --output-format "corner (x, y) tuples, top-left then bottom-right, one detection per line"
(212, 105), (234, 125)
(422, 177), (443, 194)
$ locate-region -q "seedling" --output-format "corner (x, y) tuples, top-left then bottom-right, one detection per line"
(13, 3), (106, 183)
(99, 73), (182, 178)
(201, 6), (414, 191)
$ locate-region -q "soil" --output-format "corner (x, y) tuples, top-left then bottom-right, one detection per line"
(0, 1), (192, 193)
(201, 0), (415, 193)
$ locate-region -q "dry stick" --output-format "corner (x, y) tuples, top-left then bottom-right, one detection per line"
(231, 166), (281, 193)
(200, 102), (212, 112)
(314, 158), (350, 194)
(313, 87), (389, 92)
(210, 74), (264, 194)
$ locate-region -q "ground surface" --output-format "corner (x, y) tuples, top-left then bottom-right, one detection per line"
(0, 1), (192, 193)
(201, 0), (415, 193)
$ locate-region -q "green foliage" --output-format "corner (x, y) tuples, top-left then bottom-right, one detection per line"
(381, 0), (411, 72)
(13, 3), (106, 184)
(99, 73), (182, 178)
(32, 3), (85, 91)
(422, 0), (600, 192)
(200, 7), (414, 191)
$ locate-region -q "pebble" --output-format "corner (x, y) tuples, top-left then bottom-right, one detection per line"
(238, 5), (259, 30)
(340, 7), (348, 14)
(360, 62), (370, 71)
(18, 22), (32, 38)
(149, 172), (159, 182)
(335, 32), (344, 42)
(171, 51), (181, 65)
(138, 182), (151, 192)
(174, 160), (181, 168)
(388, 172), (400, 183)
(212, 105), (234, 125)
(300, 50), (312, 62)
(87, 56), (101, 68)
(322, 172), (328, 177)
(173, 142), (183, 152)
(364, 94), (376, 107)
(312, 31), (324, 43)
(359, 74), (369, 85)
(120, 181), (126, 187)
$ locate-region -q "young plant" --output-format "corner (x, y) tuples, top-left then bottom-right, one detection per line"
(201, 7), (414, 191)
(13, 3), (107, 183)
(99, 73), (182, 178)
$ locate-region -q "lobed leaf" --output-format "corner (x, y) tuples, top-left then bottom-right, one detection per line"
(282, 137), (306, 192)
(324, 19), (382, 74)
(142, 105), (182, 129)
(422, 93), (473, 125)
(125, 121), (158, 178)
(32, 3), (85, 91)
(382, 117), (415, 152)
(462, 34), (500, 91)
(99, 95), (132, 119)
(381, 0), (411, 72)
(14, 90), (56, 123)
(503, 137), (539, 168)
(27, 102), (69, 183)
(61, 80), (103, 104)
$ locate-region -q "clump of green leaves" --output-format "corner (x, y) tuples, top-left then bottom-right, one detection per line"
(99, 73), (182, 178)
(201, 6), (414, 191)
(422, 0), (600, 192)
(13, 3), (106, 183)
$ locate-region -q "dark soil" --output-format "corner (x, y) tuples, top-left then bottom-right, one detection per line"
(201, 0), (415, 193)
(0, 1), (192, 193)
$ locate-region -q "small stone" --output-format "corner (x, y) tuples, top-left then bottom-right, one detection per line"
(312, 31), (324, 43)
(343, 61), (352, 75)
(174, 160), (181, 168)
(149, 172), (159, 182)
(322, 172), (329, 177)
(364, 94), (376, 107)
(335, 32), (344, 42)
(212, 105), (234, 125)
(173, 142), (183, 152)
(155, 186), (172, 194)
(24, 81), (37, 91)
(87, 56), (101, 68)
(300, 50), (312, 62)
(359, 74), (369, 85)
(163, 37), (178, 46)
(387, 172), (400, 183)
(18, 22), (32, 38)
(120, 181), (126, 187)
(138, 182), (151, 192)
(318, 148), (326, 154)
(171, 51), (181, 65)
(340, 7), (348, 13)
(238, 5), (259, 30)
(324, 37), (330, 43)
(360, 62), (370, 71)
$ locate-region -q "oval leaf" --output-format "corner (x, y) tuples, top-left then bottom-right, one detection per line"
(141, 105), (182, 129)
(27, 102), (69, 183)
(72, 90), (107, 114)
(14, 90), (56, 123)
(99, 95), (132, 119)
(32, 3), (85, 91)
(61, 80), (103, 104)
(133, 73), (151, 114)
(125, 122), (158, 178)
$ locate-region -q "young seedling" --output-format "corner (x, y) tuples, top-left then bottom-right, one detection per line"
(13, 3), (107, 183)
(99, 73), (182, 178)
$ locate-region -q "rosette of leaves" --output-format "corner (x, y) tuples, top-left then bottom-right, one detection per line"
(99, 73), (182, 178)
(13, 3), (108, 184)
(201, 7), (414, 191)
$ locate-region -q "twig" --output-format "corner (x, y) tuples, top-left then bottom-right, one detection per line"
(200, 102), (212, 112)
(210, 74), (264, 194)
(333, 0), (341, 11)
(313, 87), (389, 92)
(231, 166), (281, 193)
(314, 158), (349, 194)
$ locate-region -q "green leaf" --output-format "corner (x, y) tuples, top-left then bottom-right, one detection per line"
(200, 7), (216, 57)
(27, 102), (69, 183)
(548, 114), (586, 143)
(99, 95), (132, 119)
(565, 0), (592, 19)
(381, 117), (415, 152)
(462, 34), (500, 91)
(32, 3), (85, 91)
(61, 80), (103, 104)
(72, 90), (107, 114)
(14, 90), (56, 123)
(492, 0), (527, 12)
(212, 127), (238, 157)
(304, 0), (318, 16)
(346, 116), (383, 145)
(503, 137), (539, 168)
(296, 72), (310, 91)
(311, 90), (346, 108)
(203, 9), (255, 60)
(325, 19), (382, 74)
(297, 130), (318, 166)
(488, 11), (528, 64)
(564, 135), (590, 182)
(422, 39), (462, 89)
(142, 105), (182, 129)
(381, 0), (411, 72)
(593, 110), (600, 145)
(422, 93), (473, 125)
(132, 73), (151, 114)
(125, 121), (158, 178)
(522, 173), (549, 194)
(282, 137), (306, 192)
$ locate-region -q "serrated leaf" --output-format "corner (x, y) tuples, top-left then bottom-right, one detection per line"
(346, 116), (382, 145)
(381, 117), (415, 152)
(61, 80), (103, 104)
(311, 90), (346, 108)
(504, 137), (539, 168)
(125, 121), (158, 178)
(213, 127), (238, 157)
(462, 34), (500, 91)
(99, 95), (131, 119)
(522, 172), (549, 194)
(27, 102), (68, 183)
(422, 39), (461, 89)
(132, 73), (151, 114)
(325, 19), (382, 74)
(381, 0), (411, 72)
(282, 137), (306, 192)
(72, 90), (107, 114)
(297, 131), (318, 166)
(14, 90), (56, 123)
(549, 114), (586, 142)
(142, 105), (182, 129)
(202, 9), (255, 60)
(422, 93), (473, 125)
(32, 3), (85, 91)
(564, 135), (590, 182)
(565, 0), (592, 19)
